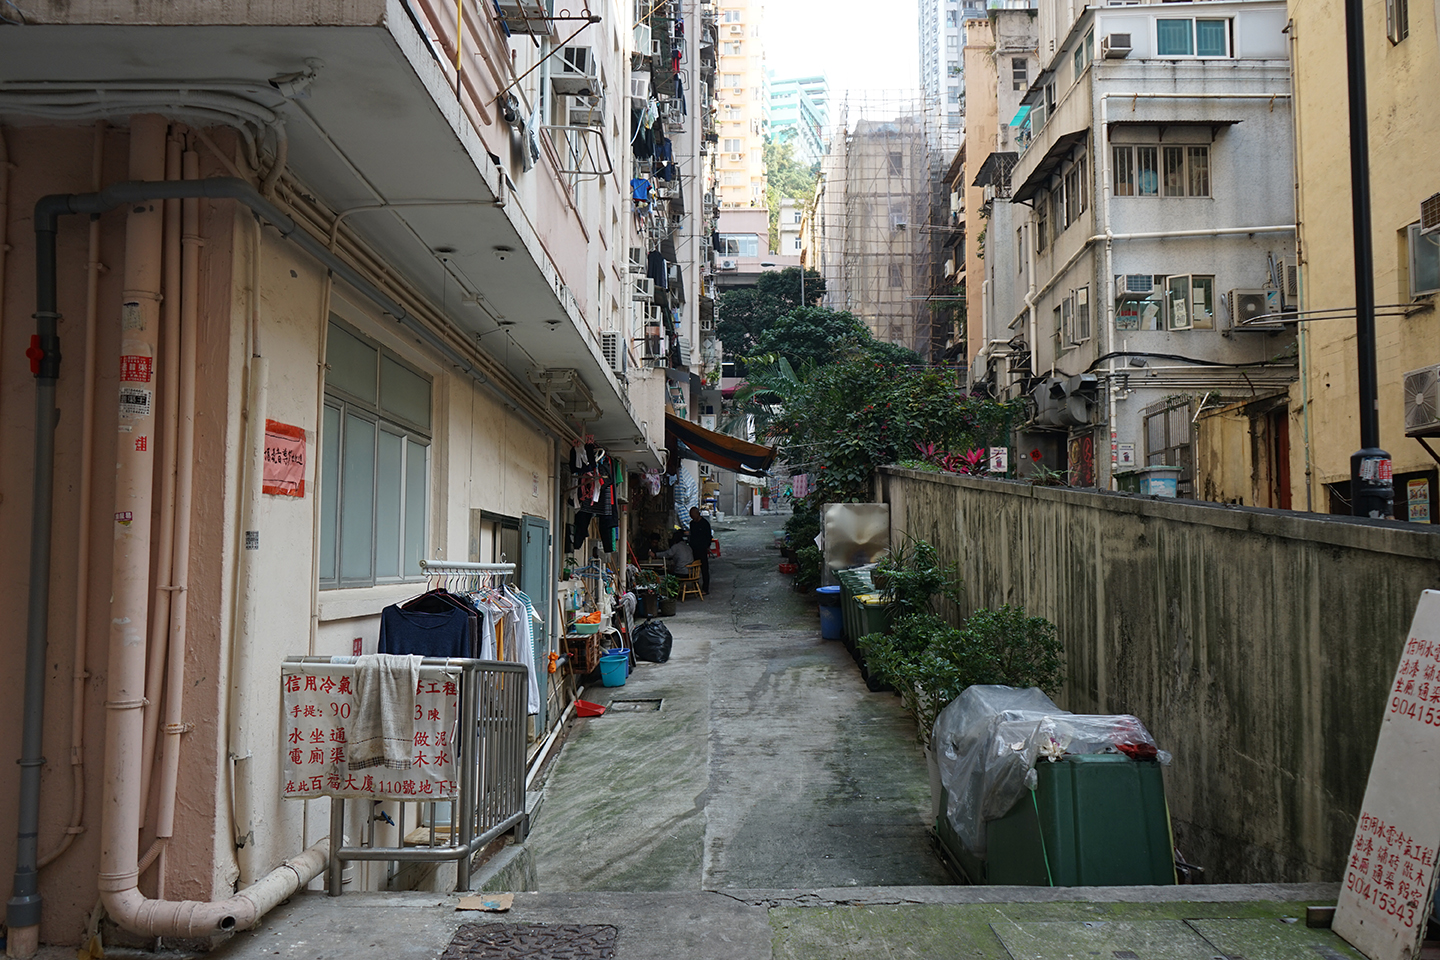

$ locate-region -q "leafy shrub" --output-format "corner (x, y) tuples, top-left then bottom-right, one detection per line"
(860, 605), (1064, 744)
(794, 544), (822, 592)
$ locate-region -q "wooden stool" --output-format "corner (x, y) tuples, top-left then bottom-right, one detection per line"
(678, 560), (705, 601)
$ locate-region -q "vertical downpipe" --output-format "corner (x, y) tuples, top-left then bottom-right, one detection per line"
(96, 113), (168, 920)
(230, 213), (269, 886)
(139, 130), (184, 822)
(153, 144), (205, 898)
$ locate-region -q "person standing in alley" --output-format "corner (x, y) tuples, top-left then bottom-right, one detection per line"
(688, 506), (712, 594)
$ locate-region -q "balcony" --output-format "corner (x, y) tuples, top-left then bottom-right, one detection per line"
(0, 0), (656, 452)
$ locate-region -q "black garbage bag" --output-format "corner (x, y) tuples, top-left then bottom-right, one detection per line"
(632, 620), (673, 663)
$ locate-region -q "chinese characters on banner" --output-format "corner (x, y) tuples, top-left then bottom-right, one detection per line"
(280, 662), (461, 801)
(1334, 591), (1440, 960)
(263, 419), (306, 497)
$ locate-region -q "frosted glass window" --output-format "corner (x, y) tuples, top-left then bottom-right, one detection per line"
(374, 428), (404, 580)
(1157, 19), (1194, 56)
(381, 355), (431, 429)
(405, 441), (428, 577)
(1196, 20), (1228, 57)
(319, 403), (341, 581)
(326, 323), (378, 402)
(339, 413), (376, 583)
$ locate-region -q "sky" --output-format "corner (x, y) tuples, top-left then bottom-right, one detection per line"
(760, 0), (921, 109)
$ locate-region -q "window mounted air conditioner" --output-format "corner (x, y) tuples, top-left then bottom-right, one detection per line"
(601, 331), (627, 374)
(629, 246), (645, 274)
(568, 96), (604, 127)
(729, 24), (743, 34)
(1404, 363), (1440, 437)
(650, 38), (663, 57)
(633, 23), (652, 54)
(630, 71), (651, 102)
(1123, 274), (1154, 294)
(701, 316), (715, 331)
(632, 276), (656, 301)
(551, 47), (597, 96)
(1421, 193), (1440, 236)
(1100, 33), (1131, 59)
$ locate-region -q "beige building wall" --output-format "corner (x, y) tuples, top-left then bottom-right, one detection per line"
(1289, 0), (1440, 516)
(962, 17), (999, 367)
(715, 0), (768, 211)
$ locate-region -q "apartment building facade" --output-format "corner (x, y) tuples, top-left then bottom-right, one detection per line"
(920, 0), (988, 145)
(1007, 0), (1297, 493)
(0, 0), (713, 951)
(1286, 0), (1440, 521)
(713, 0), (768, 211)
(768, 73), (830, 166)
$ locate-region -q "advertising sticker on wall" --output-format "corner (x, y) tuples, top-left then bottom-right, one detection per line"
(263, 419), (306, 497)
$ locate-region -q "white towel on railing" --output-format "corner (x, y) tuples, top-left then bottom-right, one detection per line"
(346, 653), (422, 770)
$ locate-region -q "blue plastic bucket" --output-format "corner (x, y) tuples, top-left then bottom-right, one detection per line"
(600, 654), (628, 687)
(819, 604), (844, 641)
(604, 648), (632, 677)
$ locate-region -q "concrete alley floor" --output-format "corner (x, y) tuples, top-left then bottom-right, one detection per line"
(180, 514), (1361, 960)
(498, 513), (950, 892)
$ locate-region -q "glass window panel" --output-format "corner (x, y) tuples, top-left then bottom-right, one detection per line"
(1187, 147), (1210, 197)
(326, 322), (378, 403)
(1078, 155), (1088, 212)
(405, 440), (428, 577)
(319, 403), (341, 582)
(374, 428), (403, 580)
(1191, 276), (1215, 328)
(1411, 225), (1440, 297)
(1136, 147), (1159, 196)
(1196, 19), (1228, 56)
(1163, 146), (1186, 196)
(1141, 292), (1163, 330)
(1167, 275), (1192, 329)
(380, 355), (431, 429)
(1113, 146), (1134, 196)
(1157, 19), (1194, 56)
(339, 412), (376, 582)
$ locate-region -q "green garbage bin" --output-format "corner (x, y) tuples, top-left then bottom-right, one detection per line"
(854, 593), (894, 637)
(936, 754), (1176, 887)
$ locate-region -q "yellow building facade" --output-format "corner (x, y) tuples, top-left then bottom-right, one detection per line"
(1289, 0), (1440, 519)
(715, 0), (768, 209)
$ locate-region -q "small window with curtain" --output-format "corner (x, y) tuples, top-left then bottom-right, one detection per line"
(320, 320), (431, 589)
(1157, 18), (1231, 57)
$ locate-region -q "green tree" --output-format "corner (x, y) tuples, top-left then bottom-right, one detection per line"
(749, 306), (870, 371)
(763, 137), (819, 251)
(715, 267), (824, 360)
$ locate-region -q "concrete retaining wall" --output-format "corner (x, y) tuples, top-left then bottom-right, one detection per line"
(877, 467), (1440, 883)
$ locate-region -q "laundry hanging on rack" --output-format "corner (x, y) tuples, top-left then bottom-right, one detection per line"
(378, 600), (472, 658)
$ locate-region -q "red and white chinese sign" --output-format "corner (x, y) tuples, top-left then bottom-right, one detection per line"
(1335, 590), (1440, 960)
(280, 662), (461, 801)
(262, 419), (306, 497)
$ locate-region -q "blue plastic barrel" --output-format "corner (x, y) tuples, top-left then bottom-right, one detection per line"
(818, 604), (844, 641)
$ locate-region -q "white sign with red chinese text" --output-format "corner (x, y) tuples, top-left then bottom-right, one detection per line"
(281, 662), (461, 801)
(1334, 591), (1440, 960)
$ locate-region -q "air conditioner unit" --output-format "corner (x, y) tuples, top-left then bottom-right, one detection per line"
(1421, 193), (1440, 236)
(1404, 363), (1440, 437)
(718, 258), (738, 271)
(650, 38), (663, 57)
(630, 71), (651, 102)
(632, 276), (655, 301)
(551, 47), (597, 96)
(568, 97), (604, 127)
(982, 183), (997, 205)
(728, 24), (743, 34)
(1123, 273), (1154, 294)
(1226, 288), (1282, 330)
(701, 315), (715, 331)
(677, 336), (693, 367)
(629, 246), (645, 274)
(601, 331), (627, 374)
(633, 23), (652, 54)
(729, 152), (744, 162)
(1281, 256), (1299, 301)
(1100, 33), (1132, 58)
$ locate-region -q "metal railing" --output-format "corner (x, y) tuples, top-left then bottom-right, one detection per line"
(279, 656), (529, 896)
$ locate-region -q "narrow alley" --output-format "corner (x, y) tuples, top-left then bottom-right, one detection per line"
(492, 515), (951, 892)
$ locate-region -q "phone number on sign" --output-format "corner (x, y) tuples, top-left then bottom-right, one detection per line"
(1346, 870), (1420, 927)
(1389, 694), (1440, 725)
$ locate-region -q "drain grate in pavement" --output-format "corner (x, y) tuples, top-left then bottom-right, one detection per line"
(440, 923), (616, 958)
(607, 698), (663, 712)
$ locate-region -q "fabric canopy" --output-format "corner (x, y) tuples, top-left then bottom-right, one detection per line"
(665, 413), (776, 475)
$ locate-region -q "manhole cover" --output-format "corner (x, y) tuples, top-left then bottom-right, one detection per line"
(607, 699), (663, 712)
(440, 923), (616, 959)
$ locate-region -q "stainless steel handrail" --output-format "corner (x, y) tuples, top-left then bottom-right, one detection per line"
(281, 656), (528, 895)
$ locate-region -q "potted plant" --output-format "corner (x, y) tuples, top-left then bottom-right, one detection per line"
(658, 574), (681, 617)
(632, 569), (661, 617)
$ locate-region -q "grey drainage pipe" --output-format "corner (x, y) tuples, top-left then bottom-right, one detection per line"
(8, 174), (513, 940)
